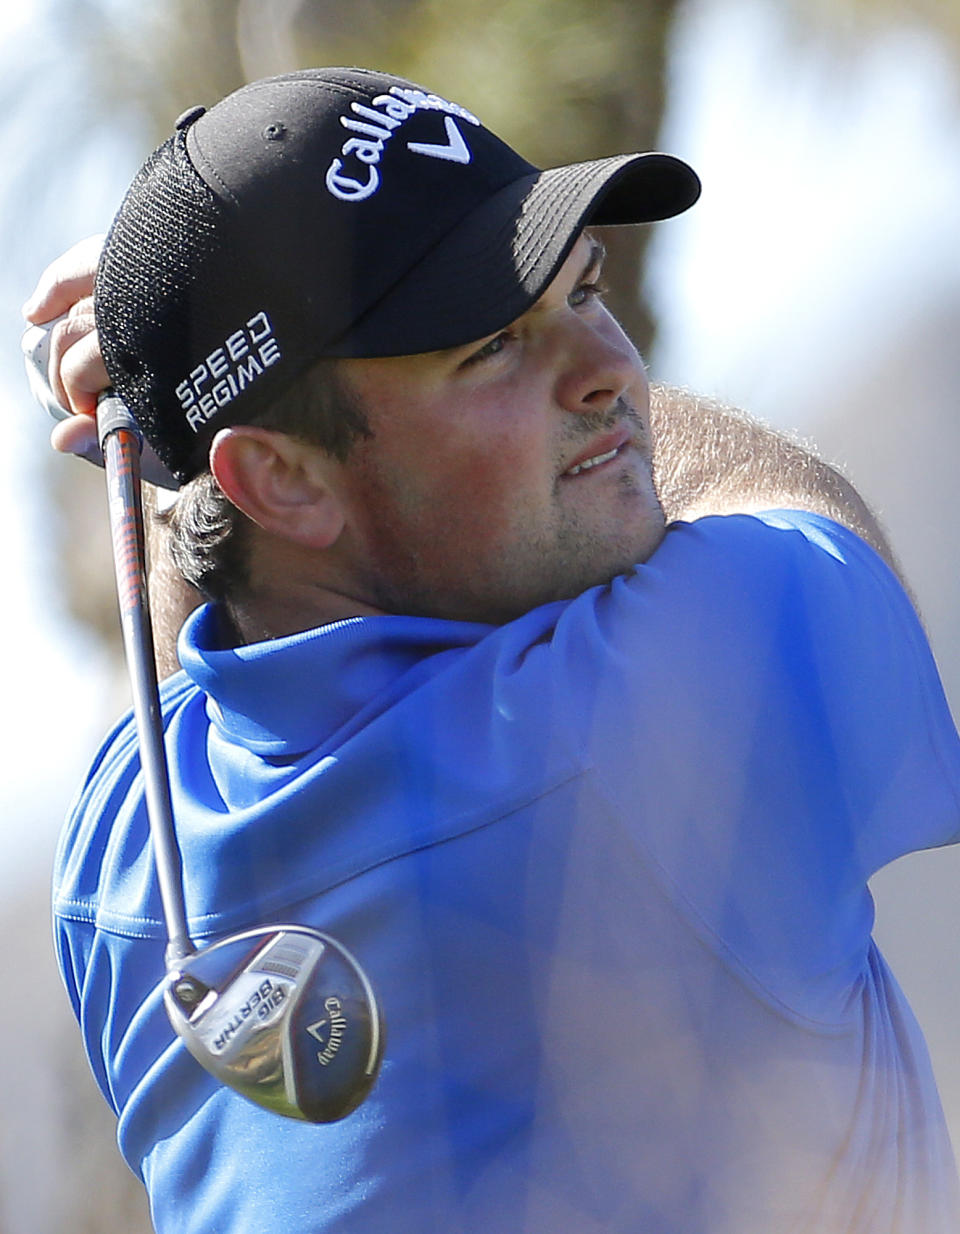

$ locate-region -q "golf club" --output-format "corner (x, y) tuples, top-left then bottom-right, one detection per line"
(23, 322), (385, 1123)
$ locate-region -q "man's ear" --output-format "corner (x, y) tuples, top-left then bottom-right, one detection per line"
(209, 425), (346, 550)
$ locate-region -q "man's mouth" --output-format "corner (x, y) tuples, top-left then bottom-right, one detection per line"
(561, 430), (632, 478)
(564, 445), (623, 476)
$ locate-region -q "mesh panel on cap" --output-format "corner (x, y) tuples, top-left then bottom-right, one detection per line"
(96, 129), (230, 481)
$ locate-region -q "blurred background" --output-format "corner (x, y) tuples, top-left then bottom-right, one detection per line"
(1, 0), (959, 1229)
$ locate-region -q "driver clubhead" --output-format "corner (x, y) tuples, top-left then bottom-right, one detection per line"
(164, 925), (384, 1122)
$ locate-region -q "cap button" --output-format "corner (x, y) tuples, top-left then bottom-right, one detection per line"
(175, 105), (206, 130)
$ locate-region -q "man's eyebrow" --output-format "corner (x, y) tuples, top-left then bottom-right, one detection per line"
(583, 234), (607, 277)
(528, 236), (607, 317)
(438, 235), (610, 359)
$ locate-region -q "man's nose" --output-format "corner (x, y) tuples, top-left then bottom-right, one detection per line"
(553, 313), (645, 417)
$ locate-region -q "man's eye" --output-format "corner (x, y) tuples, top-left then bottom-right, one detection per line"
(463, 331), (512, 366)
(568, 279), (606, 308)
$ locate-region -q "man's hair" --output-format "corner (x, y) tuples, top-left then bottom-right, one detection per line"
(158, 357), (371, 604)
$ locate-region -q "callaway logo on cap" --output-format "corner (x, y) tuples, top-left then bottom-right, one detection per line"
(325, 86), (481, 201)
(95, 67), (701, 483)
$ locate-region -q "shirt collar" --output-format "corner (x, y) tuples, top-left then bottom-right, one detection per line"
(178, 604), (494, 756)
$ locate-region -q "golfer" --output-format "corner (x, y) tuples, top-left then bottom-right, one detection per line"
(26, 67), (960, 1234)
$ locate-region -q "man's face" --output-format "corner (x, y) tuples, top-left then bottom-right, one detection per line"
(331, 233), (665, 624)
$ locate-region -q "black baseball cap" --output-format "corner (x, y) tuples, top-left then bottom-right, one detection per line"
(95, 67), (701, 483)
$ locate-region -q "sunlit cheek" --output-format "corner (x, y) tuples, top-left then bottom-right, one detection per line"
(433, 457), (526, 538)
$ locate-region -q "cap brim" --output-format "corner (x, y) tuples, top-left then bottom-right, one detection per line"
(324, 151), (700, 358)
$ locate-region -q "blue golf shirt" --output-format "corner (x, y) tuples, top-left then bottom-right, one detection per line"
(54, 511), (960, 1232)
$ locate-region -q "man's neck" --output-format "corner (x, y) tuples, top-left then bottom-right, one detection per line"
(224, 581), (386, 646)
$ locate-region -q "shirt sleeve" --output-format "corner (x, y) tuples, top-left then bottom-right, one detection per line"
(552, 510), (960, 1020)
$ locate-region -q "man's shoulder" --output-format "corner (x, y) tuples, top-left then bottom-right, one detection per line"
(647, 507), (904, 611)
(85, 669), (200, 781)
(664, 507), (880, 560)
(53, 669), (203, 929)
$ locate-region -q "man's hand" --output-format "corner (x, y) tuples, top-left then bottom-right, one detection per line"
(22, 235), (179, 491)
(24, 235), (196, 675)
(22, 235), (107, 439)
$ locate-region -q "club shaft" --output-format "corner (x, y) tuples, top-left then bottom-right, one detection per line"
(98, 394), (195, 966)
